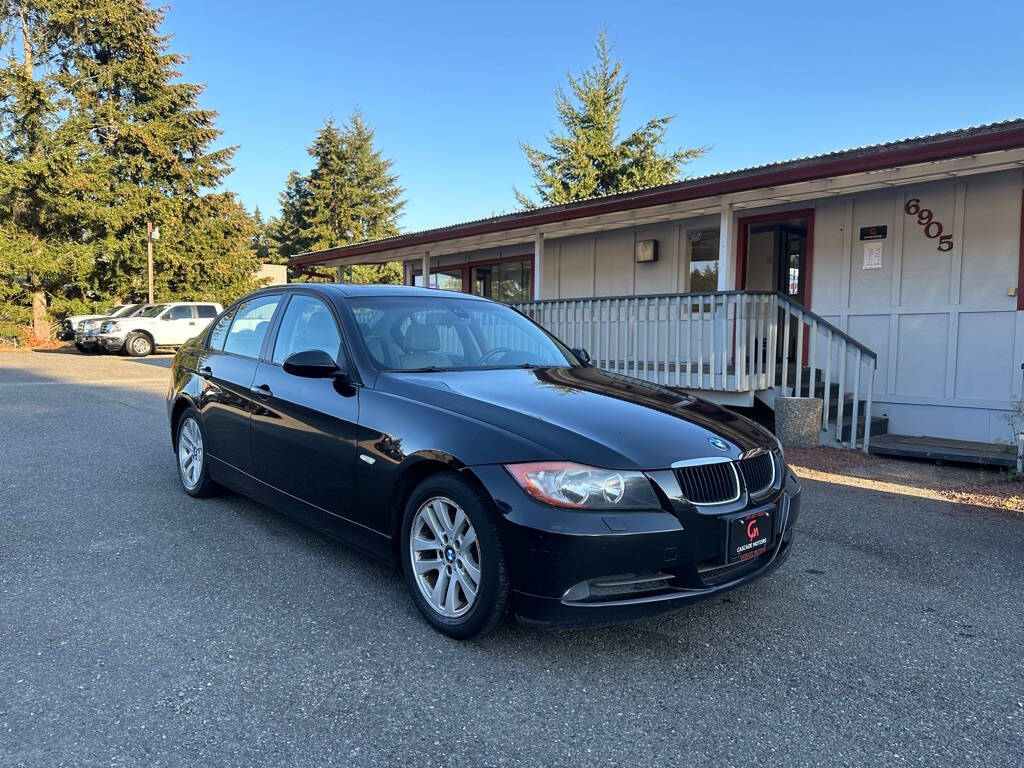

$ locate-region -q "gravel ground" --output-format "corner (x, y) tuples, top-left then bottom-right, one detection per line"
(2, 350), (1023, 768)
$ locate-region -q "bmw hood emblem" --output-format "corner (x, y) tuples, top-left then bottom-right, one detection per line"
(707, 436), (729, 451)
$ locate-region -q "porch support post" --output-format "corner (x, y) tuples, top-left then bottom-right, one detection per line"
(403, 260), (413, 286)
(717, 199), (734, 291)
(421, 251), (431, 288)
(533, 232), (544, 300)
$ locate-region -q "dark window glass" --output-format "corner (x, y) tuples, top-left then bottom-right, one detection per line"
(207, 309), (235, 351)
(470, 259), (532, 302)
(272, 295), (343, 365)
(195, 305), (217, 318)
(223, 295), (280, 358)
(167, 305), (194, 320)
(689, 230), (720, 293)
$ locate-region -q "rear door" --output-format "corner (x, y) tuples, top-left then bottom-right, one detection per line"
(196, 294), (283, 474)
(250, 292), (359, 526)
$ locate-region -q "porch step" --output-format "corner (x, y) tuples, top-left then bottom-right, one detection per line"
(838, 414), (889, 443)
(869, 434), (1017, 468)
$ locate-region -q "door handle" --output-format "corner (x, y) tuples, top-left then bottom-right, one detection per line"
(251, 383), (273, 399)
(198, 366), (212, 380)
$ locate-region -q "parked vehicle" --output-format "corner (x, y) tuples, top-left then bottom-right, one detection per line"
(100, 301), (222, 357)
(167, 285), (800, 639)
(57, 304), (141, 346)
(73, 304), (151, 353)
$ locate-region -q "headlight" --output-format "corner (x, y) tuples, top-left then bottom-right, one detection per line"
(107, 322), (121, 333)
(505, 461), (660, 510)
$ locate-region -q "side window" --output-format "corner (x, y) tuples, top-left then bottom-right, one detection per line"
(167, 305), (194, 320)
(272, 295), (343, 365)
(195, 305), (217, 319)
(223, 295), (281, 359)
(207, 309), (235, 350)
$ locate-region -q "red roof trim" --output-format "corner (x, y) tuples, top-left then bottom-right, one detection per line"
(292, 122), (1024, 266)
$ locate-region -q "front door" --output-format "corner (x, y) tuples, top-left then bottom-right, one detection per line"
(250, 292), (359, 529)
(161, 304), (202, 345)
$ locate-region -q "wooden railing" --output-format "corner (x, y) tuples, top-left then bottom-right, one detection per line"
(513, 290), (878, 452)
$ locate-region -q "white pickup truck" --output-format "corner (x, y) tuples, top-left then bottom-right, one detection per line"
(98, 301), (223, 357)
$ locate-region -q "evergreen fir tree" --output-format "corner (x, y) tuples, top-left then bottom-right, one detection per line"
(272, 111), (405, 284)
(0, 0), (259, 336)
(515, 34), (707, 209)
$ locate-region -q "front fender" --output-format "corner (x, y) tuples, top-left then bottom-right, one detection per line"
(353, 387), (561, 538)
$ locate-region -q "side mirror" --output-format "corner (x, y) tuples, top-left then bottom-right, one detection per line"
(283, 349), (344, 379)
(571, 347), (591, 365)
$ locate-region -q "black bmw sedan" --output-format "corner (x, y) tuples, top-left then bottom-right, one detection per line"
(168, 284), (800, 639)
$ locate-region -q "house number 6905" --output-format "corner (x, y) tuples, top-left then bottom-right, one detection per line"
(904, 198), (953, 252)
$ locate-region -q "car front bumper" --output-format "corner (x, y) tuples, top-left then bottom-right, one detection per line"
(98, 334), (126, 352)
(75, 331), (100, 348)
(468, 462), (801, 629)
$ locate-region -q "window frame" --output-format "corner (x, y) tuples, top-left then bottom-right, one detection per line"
(263, 290), (359, 381)
(269, 292), (347, 369)
(219, 293), (284, 361)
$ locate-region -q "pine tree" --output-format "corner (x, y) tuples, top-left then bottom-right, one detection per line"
(515, 34), (707, 209)
(272, 111), (405, 284)
(0, 0), (260, 337)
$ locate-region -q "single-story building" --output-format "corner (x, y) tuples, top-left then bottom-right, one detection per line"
(291, 120), (1024, 464)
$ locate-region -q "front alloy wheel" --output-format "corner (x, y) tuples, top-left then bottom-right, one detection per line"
(400, 473), (508, 639)
(410, 497), (482, 618)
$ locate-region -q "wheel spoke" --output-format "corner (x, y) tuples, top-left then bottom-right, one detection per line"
(431, 568), (450, 607)
(413, 557), (441, 575)
(457, 572), (477, 601)
(451, 507), (466, 538)
(462, 557), (481, 587)
(445, 569), (458, 610)
(411, 535), (440, 553)
(461, 527), (477, 551)
(421, 506), (444, 539)
(431, 500), (452, 533)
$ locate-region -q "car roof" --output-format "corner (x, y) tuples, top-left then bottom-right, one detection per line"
(273, 283), (493, 302)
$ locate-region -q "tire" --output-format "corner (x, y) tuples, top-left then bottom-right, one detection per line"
(125, 332), (153, 357)
(174, 406), (218, 498)
(400, 473), (508, 639)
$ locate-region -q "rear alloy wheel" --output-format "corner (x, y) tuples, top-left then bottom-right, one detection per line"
(126, 332), (153, 357)
(175, 408), (217, 497)
(401, 474), (508, 639)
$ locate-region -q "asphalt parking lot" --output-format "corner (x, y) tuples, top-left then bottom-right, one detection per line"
(1, 350), (1022, 767)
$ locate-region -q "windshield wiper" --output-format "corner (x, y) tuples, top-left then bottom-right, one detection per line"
(400, 365), (448, 372)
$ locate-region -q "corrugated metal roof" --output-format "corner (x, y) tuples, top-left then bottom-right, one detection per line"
(292, 118), (1024, 264)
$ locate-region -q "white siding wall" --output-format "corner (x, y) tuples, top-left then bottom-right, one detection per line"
(811, 169), (1023, 444)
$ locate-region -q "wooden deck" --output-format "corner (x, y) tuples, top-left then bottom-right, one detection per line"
(869, 433), (1017, 468)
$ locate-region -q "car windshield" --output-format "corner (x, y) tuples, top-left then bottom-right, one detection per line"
(348, 295), (577, 371)
(111, 304), (139, 317)
(138, 304), (169, 318)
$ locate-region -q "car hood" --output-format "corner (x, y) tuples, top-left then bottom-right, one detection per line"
(379, 366), (775, 470)
(67, 314), (109, 325)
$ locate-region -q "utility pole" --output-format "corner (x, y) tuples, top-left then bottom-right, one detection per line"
(146, 222), (160, 303)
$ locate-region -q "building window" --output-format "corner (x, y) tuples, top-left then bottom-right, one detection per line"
(688, 230), (720, 292)
(472, 258), (533, 303)
(413, 267), (463, 292)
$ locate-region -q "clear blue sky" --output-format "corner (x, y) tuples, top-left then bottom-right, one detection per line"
(162, 0), (1024, 233)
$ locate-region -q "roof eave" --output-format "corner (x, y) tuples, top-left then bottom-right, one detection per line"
(291, 121), (1024, 266)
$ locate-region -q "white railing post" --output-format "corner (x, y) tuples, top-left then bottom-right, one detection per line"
(822, 328), (832, 431)
(835, 339), (847, 444)
(850, 348), (862, 449)
(863, 358), (875, 454)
